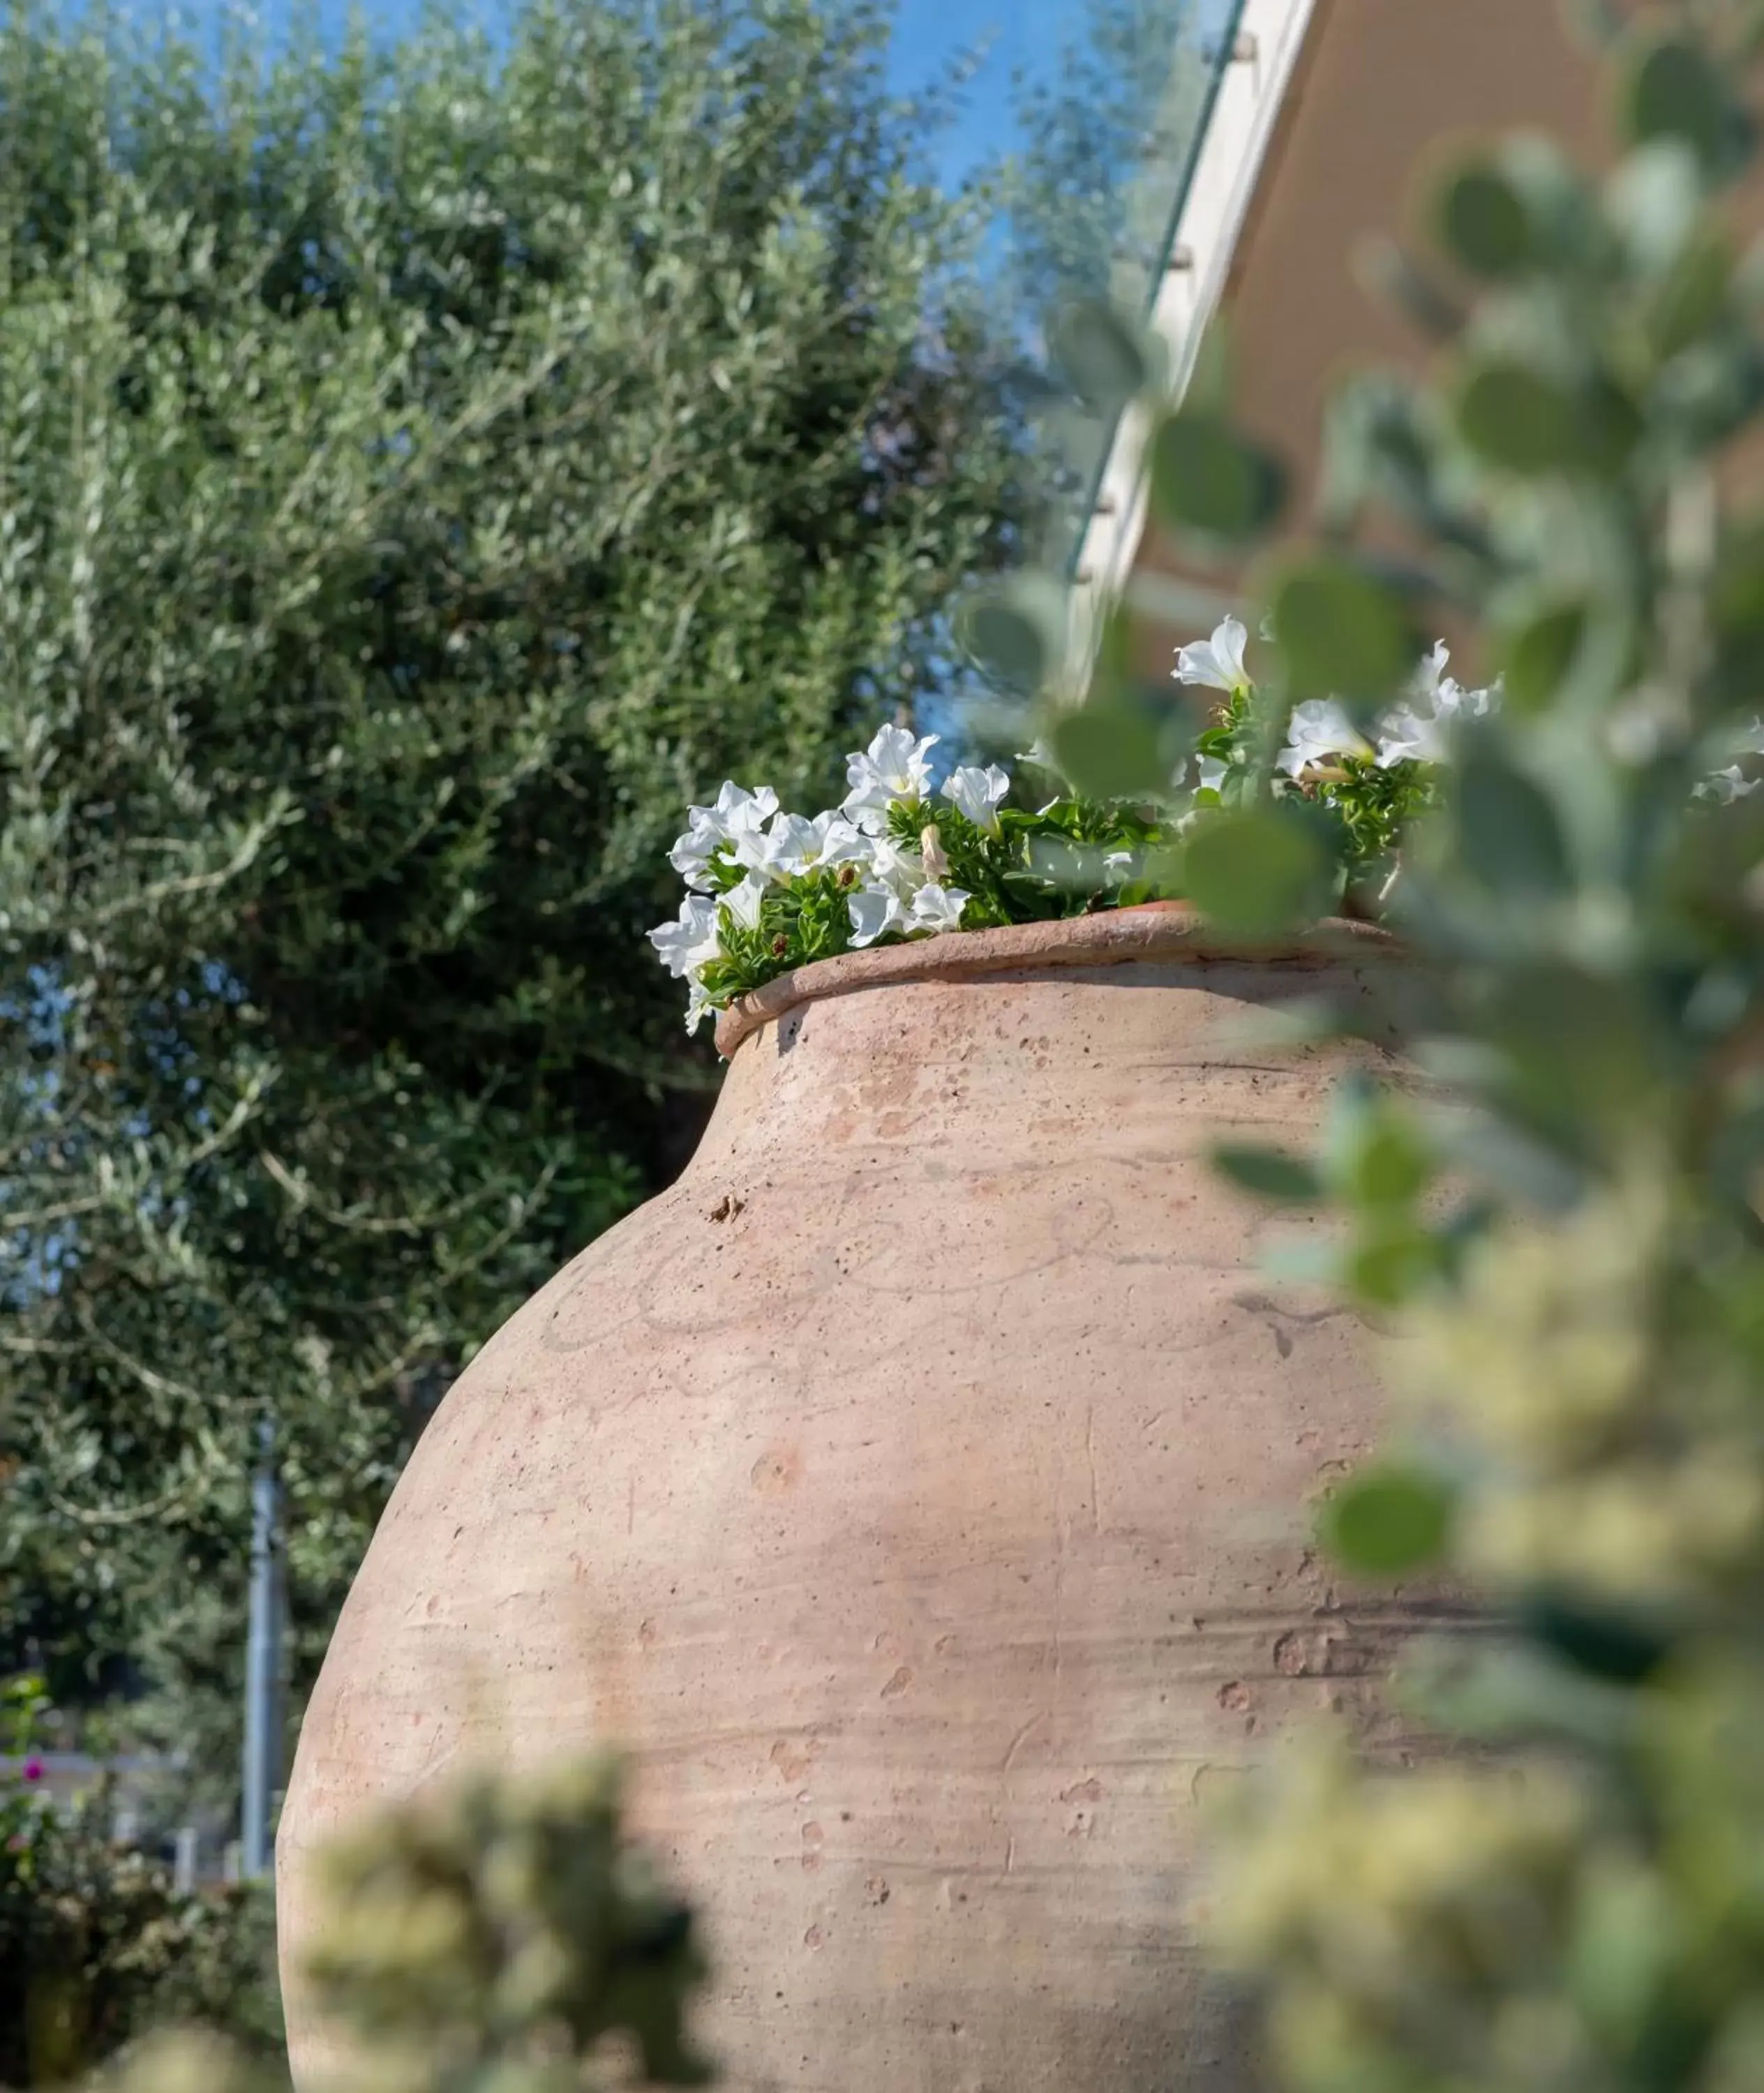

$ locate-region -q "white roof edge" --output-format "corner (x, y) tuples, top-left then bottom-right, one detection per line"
(1068, 0), (1318, 682)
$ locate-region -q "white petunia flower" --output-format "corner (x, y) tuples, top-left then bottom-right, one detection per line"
(1194, 753), (1229, 793)
(1377, 673), (1499, 767)
(648, 893), (722, 980)
(668, 782), (781, 890)
(1276, 700), (1373, 777)
(804, 810), (872, 871)
(1701, 764), (1760, 805)
(942, 763), (1011, 834)
(909, 883), (971, 935)
(1438, 679), (1499, 726)
(842, 724), (941, 833)
(1375, 703), (1447, 768)
(684, 980), (713, 1035)
(848, 830), (933, 945)
(867, 832), (927, 899)
(735, 808), (869, 883)
(723, 875), (767, 931)
(1174, 615), (1251, 696)
(849, 883), (910, 947)
(1410, 639), (1451, 702)
(1693, 716), (1764, 800)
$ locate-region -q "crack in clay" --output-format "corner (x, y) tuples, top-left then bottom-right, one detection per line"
(1084, 1404), (1100, 1536)
(1001, 1711), (1047, 1771)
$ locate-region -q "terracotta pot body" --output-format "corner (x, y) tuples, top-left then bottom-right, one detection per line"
(279, 913), (1429, 2093)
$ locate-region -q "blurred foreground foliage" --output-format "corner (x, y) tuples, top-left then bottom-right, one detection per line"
(969, 1), (1764, 2087)
(3, 1752), (703, 2093)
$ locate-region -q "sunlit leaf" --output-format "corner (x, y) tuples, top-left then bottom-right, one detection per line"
(1456, 361), (1581, 474)
(1049, 704), (1167, 800)
(1048, 298), (1153, 414)
(1345, 1227), (1446, 1306)
(1150, 412), (1287, 546)
(1266, 555), (1417, 701)
(1453, 742), (1572, 900)
(1620, 33), (1746, 177)
(1342, 1117), (1433, 1210)
(1321, 1464), (1455, 1575)
(1435, 162), (1532, 278)
(1183, 806), (1336, 939)
(1501, 602), (1586, 713)
(957, 574), (1069, 694)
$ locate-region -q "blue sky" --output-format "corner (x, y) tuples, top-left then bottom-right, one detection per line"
(885, 0), (1072, 187)
(163, 0), (1104, 193)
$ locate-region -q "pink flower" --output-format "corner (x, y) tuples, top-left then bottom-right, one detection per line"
(21, 1757), (43, 1784)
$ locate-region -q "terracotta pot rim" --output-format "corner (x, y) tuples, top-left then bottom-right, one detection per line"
(712, 901), (1398, 1058)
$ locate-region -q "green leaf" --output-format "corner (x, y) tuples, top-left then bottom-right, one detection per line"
(1712, 518), (1764, 637)
(1518, 1591), (1673, 1684)
(1266, 555), (1417, 701)
(1150, 412), (1287, 546)
(1649, 232), (1733, 358)
(1211, 1144), (1326, 1205)
(1435, 163), (1532, 278)
(958, 574), (1069, 694)
(1182, 806), (1336, 940)
(1456, 360), (1582, 474)
(1321, 1464), (1454, 1577)
(1342, 1118), (1433, 1210)
(1048, 299), (1154, 412)
(1501, 602), (1586, 713)
(1345, 1227), (1446, 1306)
(1619, 33), (1744, 177)
(1454, 743), (1572, 901)
(1049, 704), (1167, 800)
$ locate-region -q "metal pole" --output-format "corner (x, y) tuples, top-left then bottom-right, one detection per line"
(241, 1413), (283, 1879)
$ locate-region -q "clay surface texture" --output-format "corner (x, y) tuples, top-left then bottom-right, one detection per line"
(280, 913), (1435, 2093)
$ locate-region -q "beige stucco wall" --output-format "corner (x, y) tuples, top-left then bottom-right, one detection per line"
(1131, 0), (1613, 668)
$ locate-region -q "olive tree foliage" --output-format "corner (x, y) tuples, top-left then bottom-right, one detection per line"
(0, 0), (1028, 1787)
(973, 1), (1764, 2086)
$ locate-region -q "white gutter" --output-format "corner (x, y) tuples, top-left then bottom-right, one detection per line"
(1068, 0), (1318, 678)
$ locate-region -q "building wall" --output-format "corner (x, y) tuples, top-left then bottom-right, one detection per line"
(1130, 0), (1613, 675)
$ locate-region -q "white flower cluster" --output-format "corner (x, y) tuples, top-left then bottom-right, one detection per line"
(648, 726), (1015, 1032)
(650, 620), (1764, 1040)
(1174, 617), (1500, 778)
(1702, 719), (1764, 804)
(1174, 614), (1764, 799)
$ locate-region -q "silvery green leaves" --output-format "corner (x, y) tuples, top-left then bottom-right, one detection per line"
(1619, 29), (1754, 182)
(1199, 22), (1764, 2093)
(1264, 555), (1421, 703)
(1151, 412), (1287, 550)
(1216, 1074), (1453, 1312)
(1046, 299), (1160, 416)
(956, 573), (1071, 698)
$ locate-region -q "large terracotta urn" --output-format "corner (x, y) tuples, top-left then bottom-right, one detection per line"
(280, 910), (1435, 2093)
